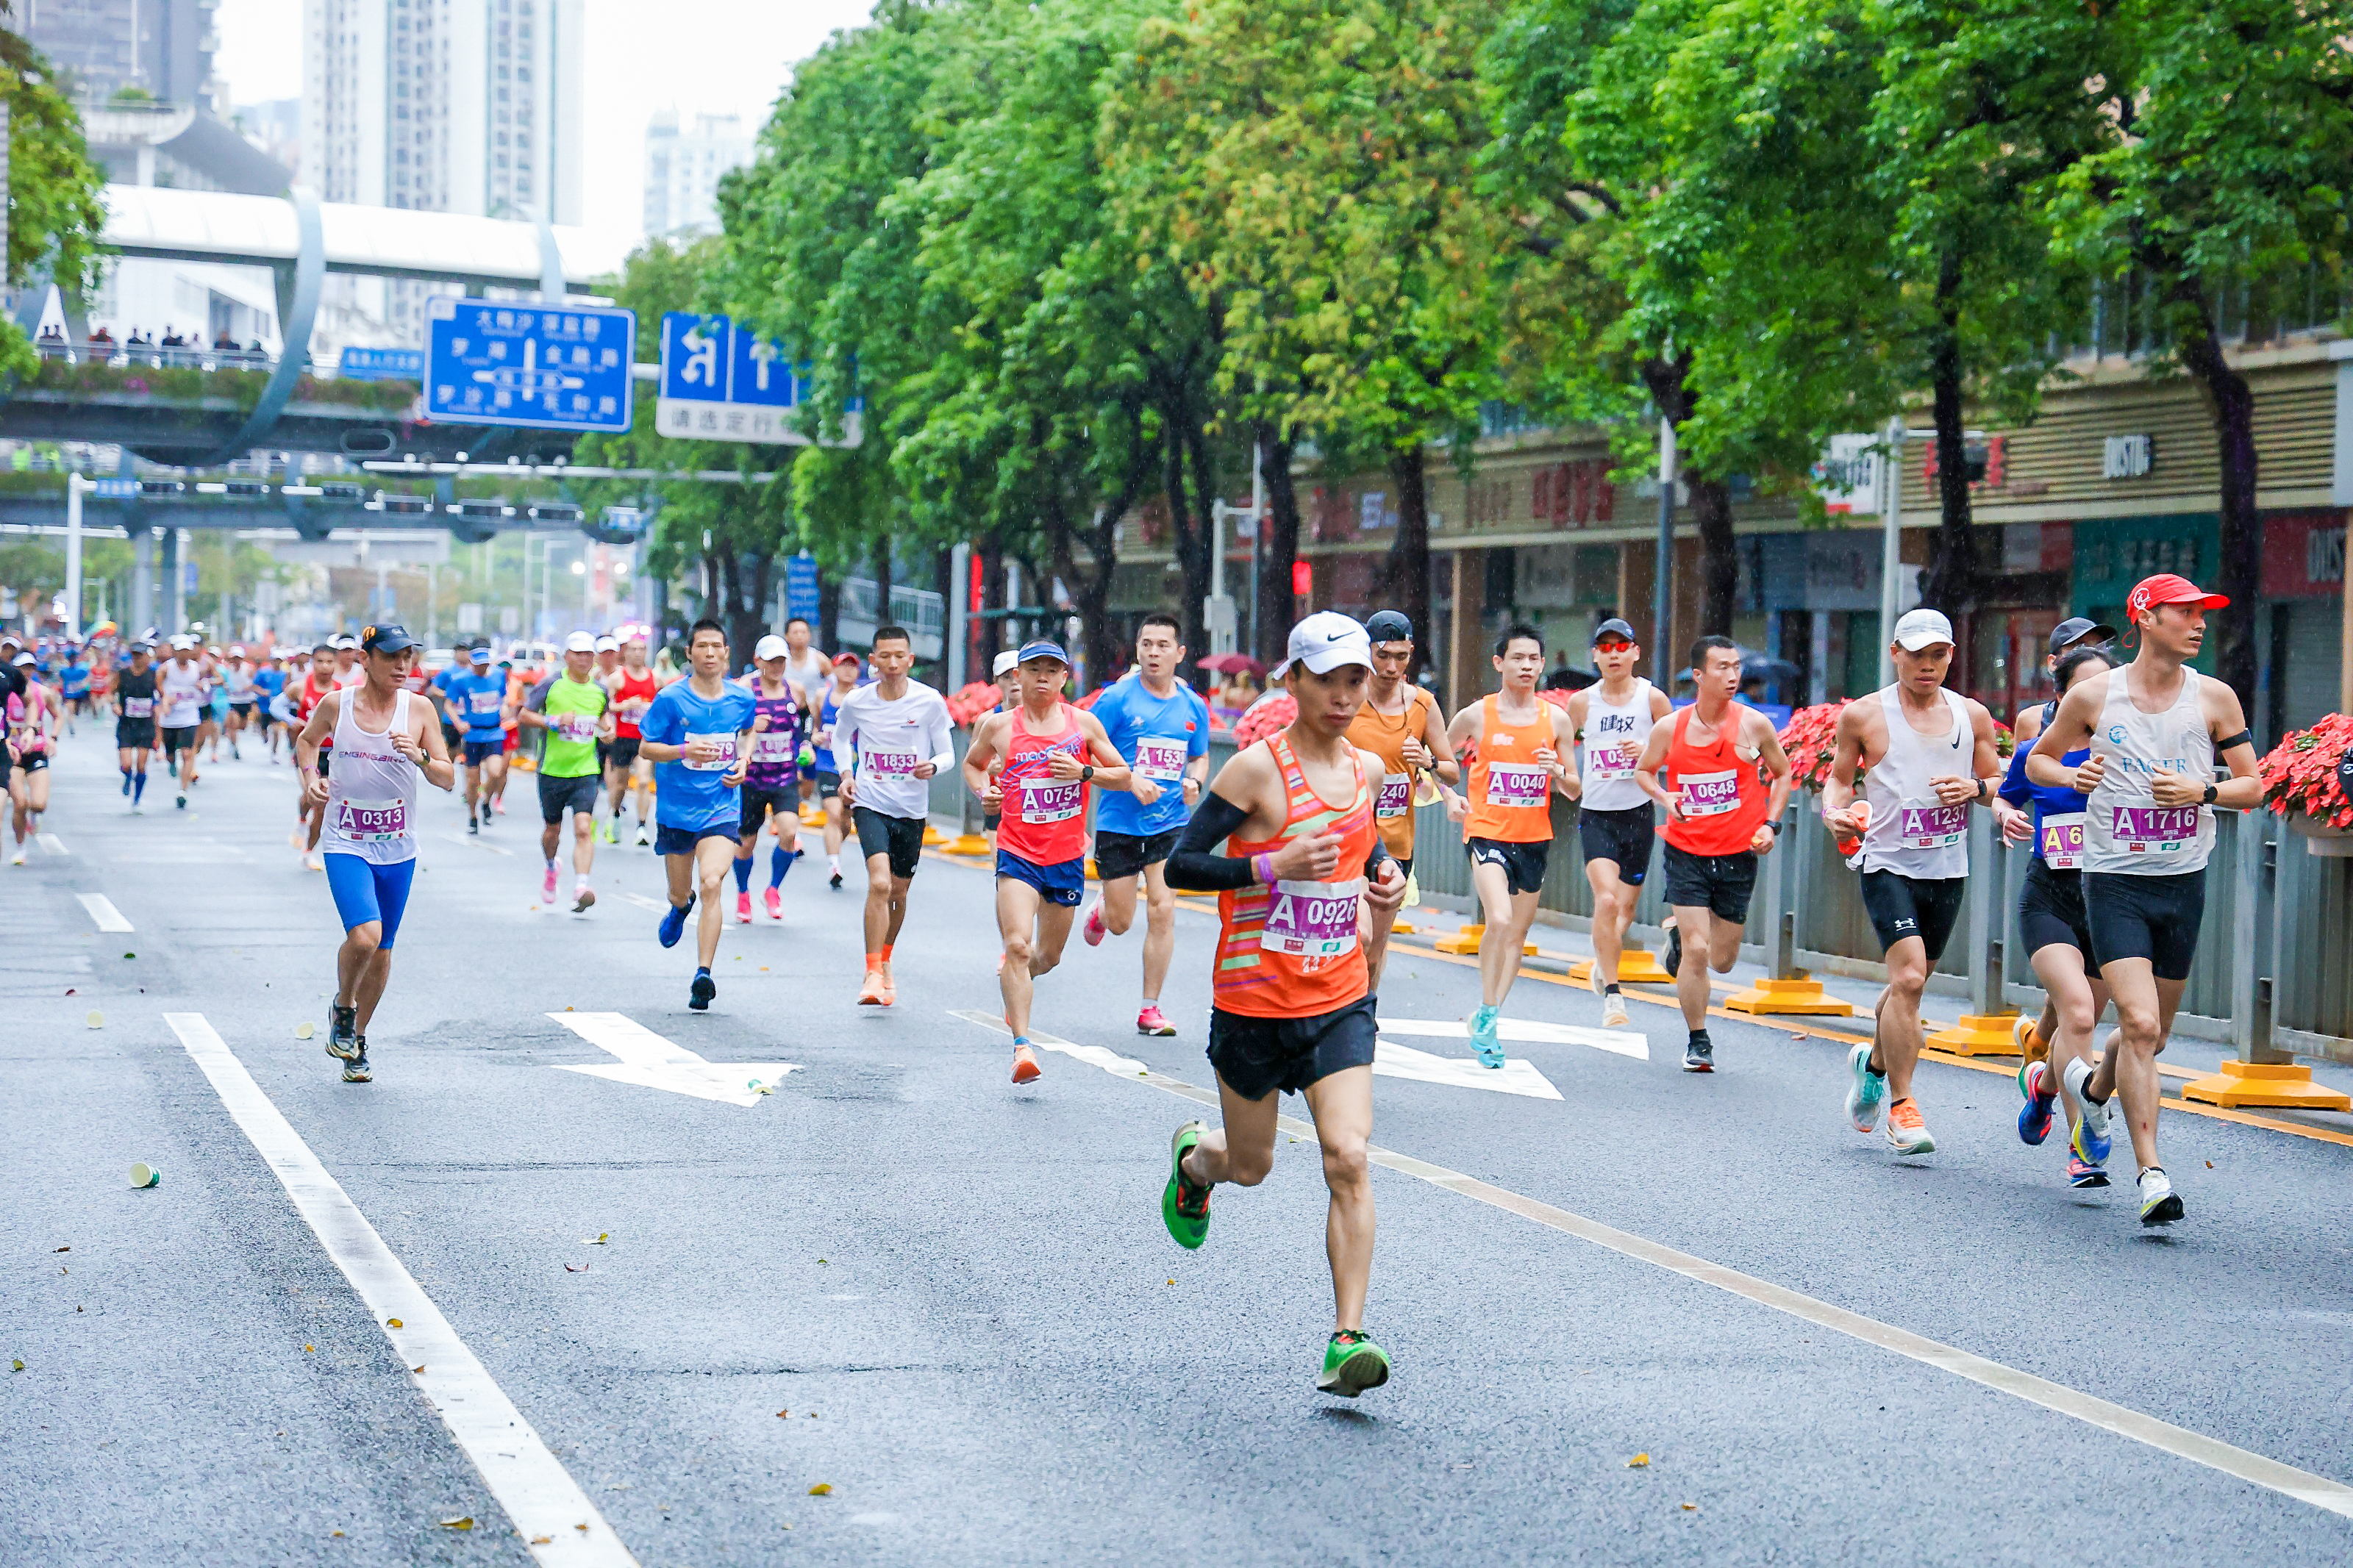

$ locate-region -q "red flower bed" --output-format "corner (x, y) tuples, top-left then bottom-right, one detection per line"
(2258, 712), (2353, 828)
(1777, 701), (1848, 790)
(945, 681), (1001, 728)
(1233, 692), (1296, 748)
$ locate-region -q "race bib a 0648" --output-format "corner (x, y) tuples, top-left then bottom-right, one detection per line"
(1679, 770), (1740, 817)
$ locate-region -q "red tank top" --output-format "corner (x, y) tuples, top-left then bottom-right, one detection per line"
(301, 672), (334, 750)
(1660, 702), (1768, 855)
(613, 669), (658, 739)
(996, 704), (1090, 866)
(1216, 732), (1379, 1018)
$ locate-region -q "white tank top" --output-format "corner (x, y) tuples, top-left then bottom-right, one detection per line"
(1858, 686), (1972, 878)
(160, 660), (205, 727)
(1579, 679), (1656, 812)
(323, 689), (421, 865)
(2083, 665), (2214, 876)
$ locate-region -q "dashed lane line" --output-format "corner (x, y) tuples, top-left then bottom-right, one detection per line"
(38, 831), (67, 854)
(165, 1014), (640, 1567)
(947, 1009), (2353, 1521)
(77, 892), (133, 932)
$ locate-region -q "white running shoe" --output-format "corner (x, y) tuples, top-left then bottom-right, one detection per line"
(1843, 1040), (1888, 1132)
(634, 823), (653, 847)
(2138, 1166), (2184, 1226)
(1601, 991), (1629, 1029)
(2063, 1056), (2113, 1156)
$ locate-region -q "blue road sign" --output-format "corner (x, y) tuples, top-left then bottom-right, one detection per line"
(656, 311), (858, 446)
(424, 298), (635, 434)
(339, 346), (424, 381)
(785, 554), (820, 623)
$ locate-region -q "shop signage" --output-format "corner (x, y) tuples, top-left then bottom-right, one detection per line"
(2102, 434), (2154, 479)
(2260, 512), (2347, 599)
(2073, 515), (2218, 617)
(1813, 434), (1880, 516)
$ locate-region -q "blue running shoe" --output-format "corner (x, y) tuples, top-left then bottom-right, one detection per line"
(2066, 1153), (2110, 1189)
(658, 895), (693, 948)
(2017, 1058), (2057, 1146)
(2063, 1056), (2113, 1164)
(689, 967), (715, 1012)
(1470, 1005), (1504, 1068)
(1843, 1040), (1886, 1132)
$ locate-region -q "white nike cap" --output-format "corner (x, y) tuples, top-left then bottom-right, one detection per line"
(754, 634), (789, 661)
(593, 634), (619, 654)
(1892, 607), (1955, 652)
(563, 630), (596, 654)
(1272, 611), (1374, 680)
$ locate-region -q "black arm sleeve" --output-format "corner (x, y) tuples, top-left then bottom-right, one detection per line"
(1165, 792), (1259, 892)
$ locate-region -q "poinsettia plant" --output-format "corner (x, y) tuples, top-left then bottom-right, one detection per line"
(1777, 702), (1848, 790)
(1233, 691), (1296, 748)
(945, 681), (1002, 728)
(2258, 712), (2353, 828)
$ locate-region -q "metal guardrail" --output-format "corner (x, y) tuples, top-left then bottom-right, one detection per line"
(35, 338), (281, 373)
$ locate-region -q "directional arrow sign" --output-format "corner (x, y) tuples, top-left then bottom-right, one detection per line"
(1372, 1038), (1563, 1100)
(547, 1012), (798, 1108)
(1378, 1015), (1648, 1062)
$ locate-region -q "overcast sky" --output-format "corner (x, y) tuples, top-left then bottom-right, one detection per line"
(212, 0), (879, 257)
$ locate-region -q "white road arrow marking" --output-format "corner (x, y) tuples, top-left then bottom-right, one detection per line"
(38, 832), (66, 854)
(78, 892), (133, 932)
(950, 1009), (1152, 1078)
(441, 831), (514, 856)
(1379, 1014), (1648, 1062)
(615, 891), (669, 912)
(547, 1012), (798, 1108)
(1371, 1039), (1563, 1100)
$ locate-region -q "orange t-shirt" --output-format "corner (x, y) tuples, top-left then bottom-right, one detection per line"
(1464, 694), (1557, 843)
(1215, 733), (1378, 1019)
(1346, 685), (1439, 860)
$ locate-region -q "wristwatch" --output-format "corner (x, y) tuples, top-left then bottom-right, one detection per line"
(1081, 764), (1094, 783)
(2203, 781), (2218, 806)
(1766, 820), (1784, 835)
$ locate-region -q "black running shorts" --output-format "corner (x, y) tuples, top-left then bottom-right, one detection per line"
(2084, 867), (2206, 981)
(1208, 994), (1379, 1101)
(740, 784), (799, 840)
(1661, 842), (1758, 923)
(1467, 836), (1550, 896)
(538, 770), (600, 825)
(1094, 827), (1180, 882)
(1860, 868), (1968, 961)
(2017, 858), (2092, 959)
(1577, 803), (1656, 884)
(853, 805), (925, 880)
(160, 724), (198, 756)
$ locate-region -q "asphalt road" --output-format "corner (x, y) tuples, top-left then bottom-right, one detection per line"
(7, 726), (2352, 1567)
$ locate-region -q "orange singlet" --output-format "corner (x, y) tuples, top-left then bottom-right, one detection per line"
(1215, 732), (1379, 1018)
(1659, 702), (1768, 856)
(1464, 694), (1557, 842)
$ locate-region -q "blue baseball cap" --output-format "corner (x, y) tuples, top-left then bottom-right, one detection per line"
(1015, 639), (1070, 667)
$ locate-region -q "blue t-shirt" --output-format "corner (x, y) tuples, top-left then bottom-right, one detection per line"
(1090, 674), (1210, 837)
(445, 670), (507, 735)
(61, 664), (90, 696)
(1999, 709), (2091, 864)
(253, 667), (286, 700)
(812, 687), (842, 774)
(640, 679), (757, 832)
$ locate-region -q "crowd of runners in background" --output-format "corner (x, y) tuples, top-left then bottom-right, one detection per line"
(4, 566), (2251, 1393)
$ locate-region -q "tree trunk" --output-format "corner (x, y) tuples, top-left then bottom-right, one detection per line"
(871, 534), (894, 642)
(1176, 415), (1221, 674)
(1920, 251), (1978, 623)
(726, 550), (772, 671)
(2177, 302), (2260, 704)
(1252, 420), (1300, 668)
(1385, 446), (1432, 681)
(1690, 475), (1738, 640)
(817, 570), (840, 657)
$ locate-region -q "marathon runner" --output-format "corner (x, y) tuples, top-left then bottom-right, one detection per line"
(1343, 609), (1455, 995)
(59, 648), (90, 734)
(835, 626), (956, 1006)
(520, 631), (613, 914)
(1563, 617), (1671, 1028)
(222, 646), (257, 759)
(1082, 613), (1213, 1037)
(809, 651), (863, 887)
(1823, 609), (2006, 1152)
(444, 643), (509, 833)
(253, 651), (288, 762)
(962, 637), (1129, 1078)
(982, 649), (1020, 851)
(2003, 645), (2118, 1186)
(2029, 573), (2261, 1226)
(1159, 611), (1407, 1397)
(293, 642), (340, 869)
(158, 636), (208, 809)
(1443, 624), (1577, 1068)
(114, 642), (160, 811)
(602, 631), (661, 845)
(1634, 635), (1793, 1073)
(732, 634), (812, 922)
(196, 644), (227, 767)
(7, 652), (58, 863)
(295, 623), (453, 1083)
(637, 619), (757, 1012)
(780, 615), (830, 813)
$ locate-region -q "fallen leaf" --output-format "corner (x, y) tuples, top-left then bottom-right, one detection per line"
(565, 1005), (574, 1011)
(1681, 1503), (1696, 1511)
(385, 1318), (403, 1329)
(296, 1022), (315, 1040)
(332, 1529), (345, 1536)
(1628, 1453), (1649, 1468)
(575, 1524), (589, 1533)
(412, 1366), (425, 1373)
(64, 988), (74, 995)
(305, 1345), (315, 1353)
(54, 1246), (68, 1253)
(123, 951), (135, 959)
(1166, 1278), (1174, 1286)
(807, 1483), (832, 1496)
(437, 1517), (473, 1531)
(817, 1259), (827, 1265)
(10, 1359), (23, 1372)
(583, 1233), (610, 1245)
(776, 1409), (789, 1418)
(531, 1536), (551, 1545)
(2206, 1161), (2213, 1168)
(565, 1263), (589, 1272)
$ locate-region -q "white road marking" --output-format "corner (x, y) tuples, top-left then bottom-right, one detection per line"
(948, 1013), (2353, 1520)
(77, 893), (133, 932)
(37, 831), (66, 854)
(1371, 1039), (1563, 1100)
(1378, 1014), (1648, 1063)
(615, 892), (669, 912)
(164, 1014), (640, 1566)
(440, 832), (515, 856)
(548, 1012), (799, 1107)
(949, 1009), (1153, 1077)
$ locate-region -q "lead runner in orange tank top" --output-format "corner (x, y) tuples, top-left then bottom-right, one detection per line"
(1633, 634), (1793, 1072)
(1160, 611), (1409, 1399)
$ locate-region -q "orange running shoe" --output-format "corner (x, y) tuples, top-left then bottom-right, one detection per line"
(857, 968), (887, 1006)
(1011, 1042), (1042, 1084)
(878, 961), (896, 1006)
(1885, 1096), (1936, 1156)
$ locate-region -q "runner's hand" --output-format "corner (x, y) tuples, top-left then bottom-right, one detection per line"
(2149, 767), (2202, 808)
(1993, 801), (2032, 845)
(840, 774), (858, 806)
(1928, 773), (1977, 806)
(1400, 734), (1431, 770)
(1131, 776), (1162, 806)
(1444, 789), (1468, 825)
(1366, 858), (1407, 912)
(303, 771), (329, 807)
(1269, 830), (1341, 881)
(1617, 739), (1642, 762)
(390, 731), (425, 765)
(1751, 825), (1777, 856)
(976, 777), (999, 812)
(1182, 776), (1202, 806)
(1047, 749), (1088, 781)
(683, 737), (724, 766)
(1822, 801), (1863, 837)
(721, 762), (747, 789)
(2070, 754), (2106, 795)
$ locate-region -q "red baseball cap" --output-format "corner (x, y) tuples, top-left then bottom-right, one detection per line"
(2126, 573), (2228, 620)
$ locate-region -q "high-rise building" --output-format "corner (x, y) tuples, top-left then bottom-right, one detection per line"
(642, 110), (751, 240)
(21, 0), (221, 112)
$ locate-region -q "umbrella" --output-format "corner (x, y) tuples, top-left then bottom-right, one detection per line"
(1740, 651), (1804, 686)
(1197, 651), (1265, 676)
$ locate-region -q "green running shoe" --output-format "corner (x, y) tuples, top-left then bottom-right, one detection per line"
(1161, 1120), (1212, 1250)
(1317, 1329), (1390, 1397)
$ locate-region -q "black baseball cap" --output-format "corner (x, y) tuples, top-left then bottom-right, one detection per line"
(2049, 616), (2115, 655)
(360, 623), (417, 655)
(1591, 617), (1638, 646)
(1364, 609), (1414, 644)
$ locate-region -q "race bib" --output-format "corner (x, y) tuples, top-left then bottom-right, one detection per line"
(1020, 775), (1084, 823)
(469, 690), (501, 716)
(121, 697), (153, 717)
(682, 731), (737, 772)
(2040, 811), (2086, 870)
(863, 748), (921, 778)
(1679, 769), (1740, 817)
(554, 713), (599, 743)
(1376, 772), (1413, 819)
(2112, 804), (2198, 854)
(1261, 877), (1364, 959)
(335, 797), (407, 842)
(1583, 742), (1635, 782)
(1133, 737), (1187, 782)
(1898, 800), (1968, 848)
(750, 730), (797, 763)
(1485, 761), (1550, 809)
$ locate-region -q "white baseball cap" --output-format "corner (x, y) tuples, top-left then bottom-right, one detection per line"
(563, 630), (596, 654)
(1891, 607), (1955, 652)
(992, 649), (1019, 678)
(593, 634), (619, 654)
(1271, 611), (1374, 680)
(754, 634), (789, 661)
